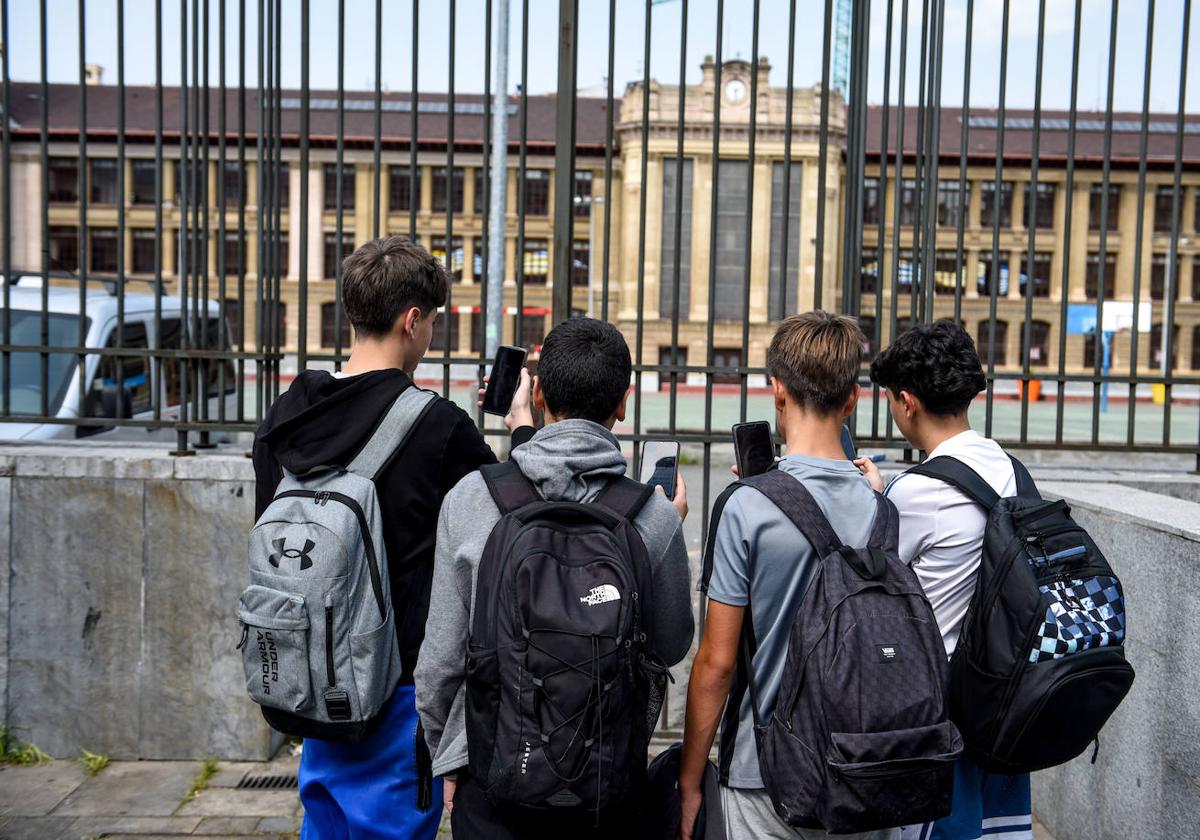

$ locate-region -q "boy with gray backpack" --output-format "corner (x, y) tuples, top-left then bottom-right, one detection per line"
(243, 236), (534, 840)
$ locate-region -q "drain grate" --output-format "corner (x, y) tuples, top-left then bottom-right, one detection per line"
(237, 773), (299, 790)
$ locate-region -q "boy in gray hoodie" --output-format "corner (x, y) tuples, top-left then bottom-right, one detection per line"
(415, 318), (694, 839)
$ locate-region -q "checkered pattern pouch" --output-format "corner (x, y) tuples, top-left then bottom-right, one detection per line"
(1029, 574), (1126, 664)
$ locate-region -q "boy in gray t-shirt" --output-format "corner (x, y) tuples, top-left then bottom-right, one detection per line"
(679, 312), (897, 840)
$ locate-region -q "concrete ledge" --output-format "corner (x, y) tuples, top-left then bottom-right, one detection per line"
(1039, 480), (1200, 542)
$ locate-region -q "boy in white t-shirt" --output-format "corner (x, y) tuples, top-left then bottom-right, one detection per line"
(855, 321), (1032, 840)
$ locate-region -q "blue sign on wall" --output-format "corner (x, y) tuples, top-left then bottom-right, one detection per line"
(1066, 304), (1098, 336)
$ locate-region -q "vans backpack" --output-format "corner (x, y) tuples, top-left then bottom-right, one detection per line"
(907, 455), (1135, 773)
(239, 385), (436, 743)
(464, 461), (668, 814)
(703, 469), (962, 833)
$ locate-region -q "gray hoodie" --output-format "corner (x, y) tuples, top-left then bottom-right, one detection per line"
(414, 419), (694, 777)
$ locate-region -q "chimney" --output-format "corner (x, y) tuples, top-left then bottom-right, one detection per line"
(85, 64), (102, 85)
(755, 57), (771, 92)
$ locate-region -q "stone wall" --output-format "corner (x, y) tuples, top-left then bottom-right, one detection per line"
(1034, 481), (1200, 839)
(0, 444), (275, 761)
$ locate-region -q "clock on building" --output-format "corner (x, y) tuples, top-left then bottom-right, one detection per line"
(725, 78), (746, 104)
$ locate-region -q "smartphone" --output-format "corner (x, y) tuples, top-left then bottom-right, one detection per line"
(841, 425), (858, 460)
(639, 440), (680, 500)
(481, 345), (527, 416)
(733, 421), (775, 478)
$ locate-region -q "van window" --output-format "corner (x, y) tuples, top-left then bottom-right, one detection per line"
(0, 311), (87, 416)
(159, 318), (184, 407)
(97, 321), (152, 414)
(199, 317), (237, 398)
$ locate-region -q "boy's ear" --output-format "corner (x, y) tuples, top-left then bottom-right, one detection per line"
(842, 383), (861, 418)
(613, 384), (633, 423)
(772, 377), (789, 412)
(398, 306), (423, 338)
(531, 375), (547, 412)
(899, 389), (921, 418)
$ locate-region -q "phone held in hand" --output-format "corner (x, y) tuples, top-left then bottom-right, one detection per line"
(481, 345), (527, 416)
(732, 421), (775, 478)
(639, 440), (681, 500)
(841, 424), (858, 460)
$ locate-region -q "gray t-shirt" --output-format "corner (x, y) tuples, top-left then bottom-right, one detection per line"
(707, 454), (878, 789)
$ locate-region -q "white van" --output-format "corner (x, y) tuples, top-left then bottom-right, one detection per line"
(0, 281), (240, 441)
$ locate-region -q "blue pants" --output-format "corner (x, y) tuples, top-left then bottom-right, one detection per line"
(903, 754), (1032, 840)
(299, 686), (443, 840)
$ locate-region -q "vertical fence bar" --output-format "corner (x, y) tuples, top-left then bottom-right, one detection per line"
(154, 0), (164, 422)
(667, 0), (688, 436)
(76, 0), (88, 416)
(551, 0), (579, 326)
(515, 0), (530, 371)
(778, 0), (797, 324)
(739, 0), (760, 422)
(197, 0), (210, 440)
(921, 0), (943, 326)
(254, 0), (265, 420)
(1163, 0), (1191, 446)
(600, 0), (616, 322)
(984, 0), (1010, 439)
(1019, 0), (1046, 444)
(444, 0), (456, 397)
(813, 0), (833, 309)
(409, 1), (419, 240)
(217, 0), (227, 424)
(952, 0), (972, 324)
(1092, 2), (1119, 446)
(886, 0), (910, 444)
(373, 0), (383, 239)
(843, 0), (870, 336)
(236, 0), (246, 421)
(1, 0), (9, 418)
(297, 0), (309, 371)
(872, 0), (895, 440)
(334, 0), (346, 369)
(910, 0), (929, 324)
(38, 0), (48, 419)
(117, 0), (127, 420)
(176, 0), (191, 453)
(1128, 0), (1157, 446)
(1054, 0), (1083, 446)
(631, 0), (651, 476)
(477, 0), (492, 427)
(272, 0), (283, 403)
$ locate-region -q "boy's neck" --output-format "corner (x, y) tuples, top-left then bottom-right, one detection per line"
(912, 413), (972, 455)
(342, 339), (411, 376)
(780, 408), (849, 461)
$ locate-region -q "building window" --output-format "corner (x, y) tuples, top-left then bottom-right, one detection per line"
(257, 301), (287, 348)
(89, 229), (118, 273)
(1022, 182), (1056, 229)
(132, 160), (158, 205)
(429, 311), (461, 353)
(1089, 183), (1120, 231)
(521, 240), (549, 285)
(473, 168), (486, 215)
(713, 347), (743, 385)
(658, 346), (688, 391)
(714, 160), (750, 319)
(977, 252), (1010, 297)
(660, 159), (694, 318)
(222, 161), (245, 208)
(1150, 323), (1179, 370)
(937, 180), (964, 227)
(512, 314), (545, 352)
(320, 302), (352, 348)
(978, 319), (1009, 367)
(769, 162), (803, 318)
(933, 251), (962, 296)
(48, 158), (79, 203)
(981, 181), (1014, 228)
(1192, 325), (1200, 371)
(897, 250), (916, 290)
(859, 315), (878, 360)
(470, 311), (484, 354)
(274, 233), (290, 278)
(431, 236), (465, 282)
(1083, 333), (1097, 369)
(389, 165), (414, 212)
(472, 236), (486, 283)
(860, 247), (879, 295)
(275, 163), (291, 208)
(223, 231), (245, 277)
(1029, 320), (1051, 368)
(862, 177), (881, 226)
(223, 299), (243, 346)
(1150, 254), (1181, 301)
(1019, 253), (1053, 299)
(898, 179), (918, 226)
(90, 159), (119, 205)
(523, 169), (550, 216)
(572, 240), (590, 288)
(574, 171), (593, 218)
(432, 166), (465, 214)
(323, 231), (355, 280)
(1085, 253), (1117, 300)
(323, 163), (355, 211)
(1154, 186), (1177, 233)
(132, 229), (156, 274)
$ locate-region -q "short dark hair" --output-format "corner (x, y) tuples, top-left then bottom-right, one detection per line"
(536, 318), (631, 424)
(767, 311), (864, 414)
(870, 320), (986, 416)
(340, 236), (449, 338)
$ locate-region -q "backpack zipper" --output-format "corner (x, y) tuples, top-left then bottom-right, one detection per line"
(325, 605), (337, 687)
(272, 489), (387, 620)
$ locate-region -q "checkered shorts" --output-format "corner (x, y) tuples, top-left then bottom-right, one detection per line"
(1029, 575), (1126, 664)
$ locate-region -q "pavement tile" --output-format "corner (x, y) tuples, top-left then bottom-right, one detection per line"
(64, 816), (201, 838)
(0, 815), (74, 839)
(255, 814), (301, 834)
(51, 762), (201, 818)
(175, 789), (299, 819)
(0, 761), (89, 817)
(193, 816), (262, 835)
(205, 763), (258, 789)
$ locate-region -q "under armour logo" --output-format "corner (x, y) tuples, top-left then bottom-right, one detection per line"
(268, 538), (316, 570)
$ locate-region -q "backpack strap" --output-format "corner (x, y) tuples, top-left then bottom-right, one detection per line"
(594, 476), (655, 522)
(867, 492), (899, 550)
(346, 385), (438, 481)
(905, 455), (1002, 511)
(480, 460), (541, 515)
(739, 470), (844, 558)
(1009, 455), (1041, 500)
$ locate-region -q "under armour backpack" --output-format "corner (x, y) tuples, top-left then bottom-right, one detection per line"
(239, 385), (436, 743)
(703, 470), (962, 834)
(465, 461), (667, 815)
(906, 455), (1135, 774)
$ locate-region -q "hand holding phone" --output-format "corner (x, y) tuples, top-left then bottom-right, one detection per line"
(732, 421), (775, 479)
(639, 440), (680, 500)
(482, 345), (528, 416)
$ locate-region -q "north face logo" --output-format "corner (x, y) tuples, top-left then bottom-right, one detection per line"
(269, 538), (316, 570)
(579, 584), (621, 606)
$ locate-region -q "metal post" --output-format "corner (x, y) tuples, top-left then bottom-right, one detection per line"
(486, 0), (509, 357)
(551, 0), (579, 326)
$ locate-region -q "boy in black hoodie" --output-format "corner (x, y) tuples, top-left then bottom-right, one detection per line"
(253, 236), (533, 840)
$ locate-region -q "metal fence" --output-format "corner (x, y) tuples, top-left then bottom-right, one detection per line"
(1, 0), (1198, 470)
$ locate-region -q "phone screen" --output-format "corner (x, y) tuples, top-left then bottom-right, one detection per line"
(639, 440), (680, 500)
(733, 421), (775, 478)
(482, 345), (527, 416)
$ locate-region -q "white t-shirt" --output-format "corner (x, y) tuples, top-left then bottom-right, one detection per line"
(885, 430), (1016, 657)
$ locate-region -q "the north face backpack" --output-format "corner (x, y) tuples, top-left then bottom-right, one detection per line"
(239, 384), (436, 743)
(906, 455), (1135, 774)
(703, 470), (962, 834)
(465, 460), (667, 814)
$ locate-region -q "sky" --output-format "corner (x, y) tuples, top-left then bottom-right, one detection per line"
(6, 0), (1200, 115)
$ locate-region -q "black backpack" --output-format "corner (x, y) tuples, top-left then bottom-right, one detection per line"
(703, 470), (962, 834)
(907, 455), (1135, 774)
(464, 461), (666, 814)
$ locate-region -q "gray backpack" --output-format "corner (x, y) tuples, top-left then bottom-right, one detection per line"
(239, 384), (436, 743)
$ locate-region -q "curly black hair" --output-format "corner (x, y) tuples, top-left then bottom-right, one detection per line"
(869, 320), (986, 416)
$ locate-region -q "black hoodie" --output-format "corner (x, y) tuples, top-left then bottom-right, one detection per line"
(253, 367), (530, 686)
